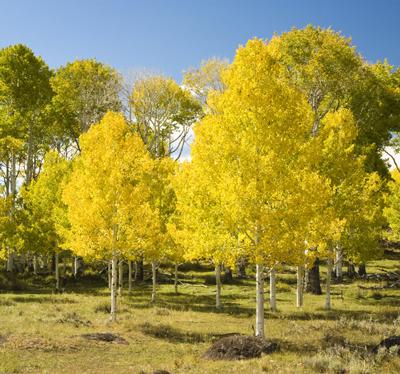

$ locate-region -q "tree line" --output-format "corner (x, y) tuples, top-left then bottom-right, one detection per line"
(1, 26), (400, 339)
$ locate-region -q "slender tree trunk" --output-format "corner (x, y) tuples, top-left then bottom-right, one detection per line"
(215, 264), (222, 309)
(108, 261), (112, 289)
(224, 267), (233, 283)
(134, 261), (138, 282)
(347, 261), (356, 278)
(55, 252), (60, 292)
(6, 250), (14, 272)
(128, 260), (132, 293)
(137, 258), (144, 281)
(325, 258), (333, 310)
(304, 264), (309, 290)
(237, 257), (246, 278)
(335, 248), (343, 281)
(118, 260), (123, 296)
(110, 253), (118, 322)
(358, 263), (367, 277)
(174, 263), (179, 294)
(33, 255), (38, 275)
(296, 265), (304, 308)
(25, 126), (34, 185)
(151, 261), (157, 303)
(305, 258), (322, 295)
(269, 268), (277, 312)
(255, 264), (265, 339)
(7, 153), (17, 273)
(73, 257), (79, 278)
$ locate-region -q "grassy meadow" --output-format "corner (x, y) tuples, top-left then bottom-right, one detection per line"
(1, 252), (400, 374)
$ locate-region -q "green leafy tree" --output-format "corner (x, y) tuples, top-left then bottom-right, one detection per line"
(50, 59), (122, 152)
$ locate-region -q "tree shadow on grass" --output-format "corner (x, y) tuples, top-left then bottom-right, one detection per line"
(10, 295), (78, 304)
(138, 322), (241, 344)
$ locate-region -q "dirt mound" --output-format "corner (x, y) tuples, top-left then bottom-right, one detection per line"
(372, 336), (400, 353)
(203, 335), (278, 360)
(81, 333), (128, 345)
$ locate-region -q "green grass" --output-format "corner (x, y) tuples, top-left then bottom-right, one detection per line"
(1, 255), (400, 374)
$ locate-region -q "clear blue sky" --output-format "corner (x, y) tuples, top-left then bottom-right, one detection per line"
(1, 0), (399, 82)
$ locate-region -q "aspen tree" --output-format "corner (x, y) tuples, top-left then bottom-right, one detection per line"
(63, 112), (151, 321)
(181, 39), (338, 336)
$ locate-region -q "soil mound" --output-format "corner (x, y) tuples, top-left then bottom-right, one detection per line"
(372, 336), (400, 353)
(81, 332), (128, 344)
(203, 335), (278, 360)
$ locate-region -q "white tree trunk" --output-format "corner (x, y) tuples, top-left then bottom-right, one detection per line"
(296, 265), (304, 308)
(55, 252), (60, 291)
(118, 260), (123, 296)
(33, 255), (38, 275)
(134, 261), (138, 281)
(110, 253), (118, 322)
(151, 261), (157, 303)
(270, 268), (277, 312)
(335, 249), (343, 279)
(304, 264), (309, 290)
(73, 257), (79, 277)
(174, 263), (179, 294)
(108, 261), (112, 289)
(325, 258), (333, 310)
(128, 260), (132, 293)
(255, 263), (265, 338)
(6, 250), (14, 272)
(215, 264), (222, 309)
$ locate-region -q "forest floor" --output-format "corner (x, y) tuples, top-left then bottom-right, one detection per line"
(1, 252), (400, 374)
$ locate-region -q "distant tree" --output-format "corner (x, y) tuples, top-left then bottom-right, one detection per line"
(50, 60), (122, 153)
(0, 44), (53, 270)
(20, 151), (71, 289)
(183, 58), (228, 110)
(130, 75), (202, 160)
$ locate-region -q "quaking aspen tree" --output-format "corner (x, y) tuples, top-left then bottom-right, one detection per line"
(63, 112), (151, 321)
(182, 39), (339, 336)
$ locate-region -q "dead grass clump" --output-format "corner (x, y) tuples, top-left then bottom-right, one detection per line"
(0, 299), (15, 306)
(334, 317), (398, 336)
(321, 331), (348, 350)
(56, 312), (92, 327)
(303, 346), (374, 374)
(6, 335), (79, 352)
(80, 332), (128, 344)
(94, 301), (111, 313)
(155, 307), (170, 316)
(203, 335), (278, 360)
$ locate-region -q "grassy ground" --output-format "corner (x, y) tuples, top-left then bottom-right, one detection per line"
(1, 254), (400, 374)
